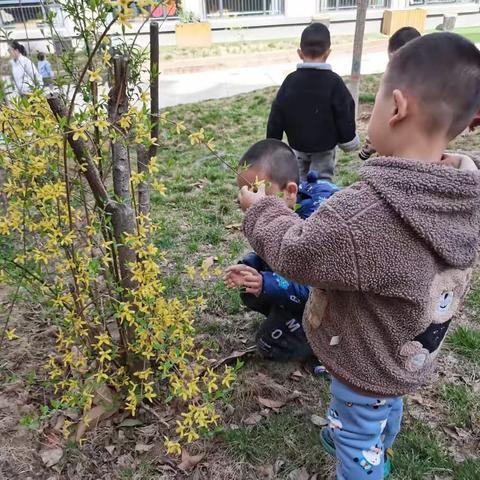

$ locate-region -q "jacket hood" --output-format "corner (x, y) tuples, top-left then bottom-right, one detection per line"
(296, 171), (341, 220)
(360, 156), (480, 269)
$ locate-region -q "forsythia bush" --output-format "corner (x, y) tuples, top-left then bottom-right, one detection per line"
(0, 0), (234, 454)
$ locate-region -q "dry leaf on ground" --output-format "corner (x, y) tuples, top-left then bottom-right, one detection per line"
(40, 447), (63, 468)
(75, 404), (118, 441)
(244, 413), (263, 426)
(135, 443), (154, 453)
(178, 450), (205, 471)
(118, 418), (143, 428)
(257, 396), (287, 411)
(287, 467), (310, 480)
(310, 414), (329, 427)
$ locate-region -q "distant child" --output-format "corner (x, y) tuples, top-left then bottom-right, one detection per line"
(239, 33), (480, 479)
(359, 26), (420, 161)
(37, 52), (54, 86)
(224, 139), (340, 366)
(267, 23), (359, 182)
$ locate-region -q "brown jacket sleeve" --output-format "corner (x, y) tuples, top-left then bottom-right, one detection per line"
(243, 197), (359, 290)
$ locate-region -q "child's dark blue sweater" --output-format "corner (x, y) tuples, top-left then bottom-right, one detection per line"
(240, 172), (341, 360)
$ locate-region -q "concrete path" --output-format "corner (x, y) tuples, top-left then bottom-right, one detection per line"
(159, 38), (480, 108)
(159, 44), (389, 108)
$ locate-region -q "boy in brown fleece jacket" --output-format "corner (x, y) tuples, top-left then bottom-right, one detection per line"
(238, 33), (480, 479)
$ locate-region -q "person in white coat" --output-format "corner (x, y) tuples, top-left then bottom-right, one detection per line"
(8, 41), (43, 96)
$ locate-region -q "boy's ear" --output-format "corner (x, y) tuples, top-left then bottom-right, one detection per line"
(297, 48), (304, 61)
(389, 89), (408, 128)
(324, 48), (332, 60)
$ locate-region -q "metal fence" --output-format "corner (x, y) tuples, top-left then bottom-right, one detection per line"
(205, 0), (285, 17)
(0, 3), (47, 27)
(409, 0), (474, 4)
(318, 0), (390, 10)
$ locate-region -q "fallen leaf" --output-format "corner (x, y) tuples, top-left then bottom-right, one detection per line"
(310, 414), (329, 427)
(274, 459), (285, 474)
(290, 370), (304, 381)
(211, 347), (256, 370)
(244, 413), (263, 426)
(225, 223), (241, 230)
(257, 464), (274, 479)
(135, 443), (154, 453)
(118, 418), (143, 428)
(52, 415), (65, 432)
(287, 467), (310, 480)
(178, 450), (204, 471)
(76, 404), (118, 441)
(40, 447), (63, 468)
(202, 256), (216, 270)
(105, 445), (115, 455)
(258, 397), (286, 410)
(93, 384), (116, 408)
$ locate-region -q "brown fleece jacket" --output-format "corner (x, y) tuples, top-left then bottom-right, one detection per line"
(243, 156), (480, 397)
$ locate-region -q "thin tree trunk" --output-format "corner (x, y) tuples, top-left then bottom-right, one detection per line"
(47, 94), (109, 207)
(350, 0), (368, 118)
(108, 56), (137, 291)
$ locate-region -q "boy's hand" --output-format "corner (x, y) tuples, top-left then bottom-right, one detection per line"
(224, 265), (263, 296)
(238, 184), (266, 212)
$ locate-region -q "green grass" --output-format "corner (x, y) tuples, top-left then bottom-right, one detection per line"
(454, 27), (480, 44)
(441, 383), (480, 430)
(448, 326), (480, 365)
(223, 407), (330, 475)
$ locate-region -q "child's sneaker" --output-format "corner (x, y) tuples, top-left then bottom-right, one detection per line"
(320, 428), (393, 478)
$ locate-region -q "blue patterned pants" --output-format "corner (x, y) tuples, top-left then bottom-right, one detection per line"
(327, 377), (403, 480)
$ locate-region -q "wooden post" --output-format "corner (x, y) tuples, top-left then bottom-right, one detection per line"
(136, 22), (159, 219)
(350, 0), (368, 118)
(150, 21), (159, 160)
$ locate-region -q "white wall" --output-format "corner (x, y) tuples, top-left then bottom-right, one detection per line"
(285, 0), (318, 17)
(182, 0), (205, 18)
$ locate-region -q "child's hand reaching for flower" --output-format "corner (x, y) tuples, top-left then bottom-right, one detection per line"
(224, 265), (263, 297)
(238, 183), (266, 212)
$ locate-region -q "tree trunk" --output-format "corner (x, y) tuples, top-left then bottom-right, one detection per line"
(108, 55), (137, 291)
(350, 0), (368, 118)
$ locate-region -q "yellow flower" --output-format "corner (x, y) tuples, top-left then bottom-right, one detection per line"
(188, 128), (205, 146)
(88, 69), (102, 83)
(72, 128), (88, 142)
(95, 118), (109, 131)
(185, 266), (195, 280)
(5, 329), (18, 341)
(207, 138), (216, 150)
(152, 180), (166, 196)
(117, 10), (132, 29)
(175, 121), (186, 135)
(164, 438), (181, 456)
(102, 50), (112, 66)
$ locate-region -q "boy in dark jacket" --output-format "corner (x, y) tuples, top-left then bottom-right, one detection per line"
(239, 33), (480, 479)
(224, 139), (340, 363)
(267, 23), (359, 182)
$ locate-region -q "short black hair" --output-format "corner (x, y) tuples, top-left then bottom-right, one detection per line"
(37, 52), (45, 61)
(385, 32), (480, 139)
(239, 139), (299, 187)
(300, 23), (331, 59)
(388, 27), (421, 54)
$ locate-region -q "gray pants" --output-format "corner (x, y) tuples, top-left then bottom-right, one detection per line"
(295, 148), (336, 182)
